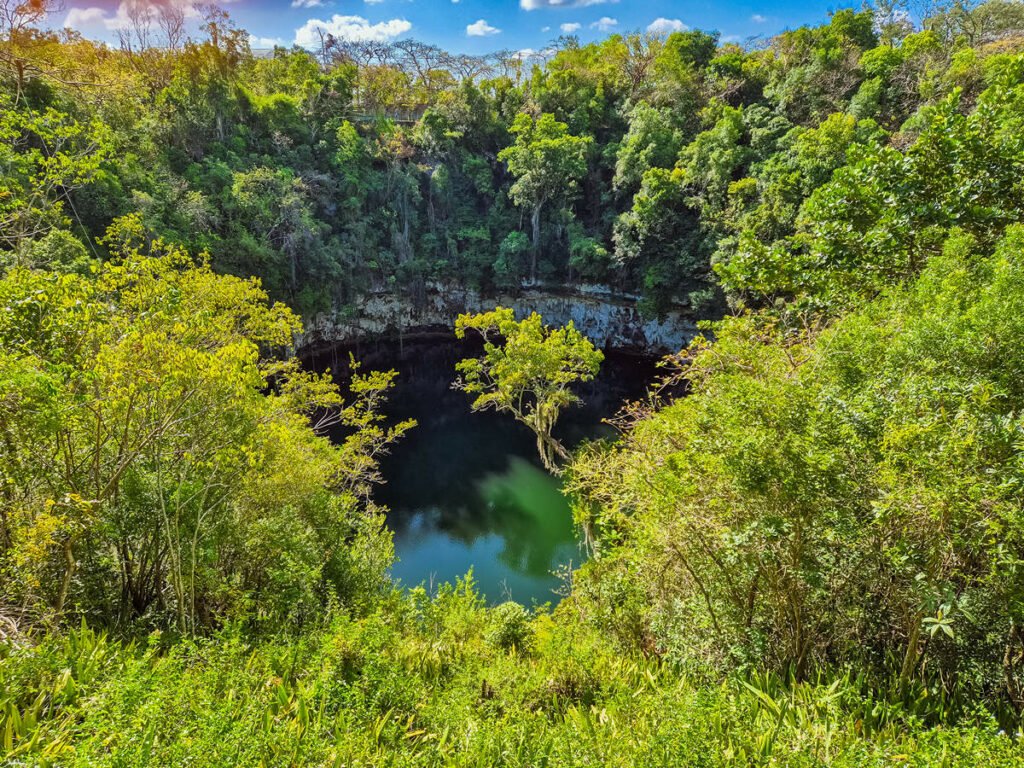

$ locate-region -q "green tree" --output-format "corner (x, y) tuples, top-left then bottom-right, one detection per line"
(0, 215), (413, 629)
(719, 69), (1024, 309)
(454, 308), (602, 472)
(498, 113), (592, 283)
(0, 96), (110, 250)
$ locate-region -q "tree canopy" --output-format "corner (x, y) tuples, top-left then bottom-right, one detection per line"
(454, 308), (602, 472)
(0, 215), (413, 629)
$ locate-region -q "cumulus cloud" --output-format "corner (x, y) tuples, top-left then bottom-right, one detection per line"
(291, 0), (323, 8)
(514, 47), (556, 61)
(560, 22), (581, 33)
(467, 18), (501, 36)
(64, 6), (108, 27)
(64, 0), (201, 32)
(249, 34), (288, 48)
(521, 0), (617, 9)
(590, 16), (616, 31)
(647, 17), (688, 35)
(294, 15), (411, 47)
(751, 14), (767, 23)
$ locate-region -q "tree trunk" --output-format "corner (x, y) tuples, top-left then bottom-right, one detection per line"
(530, 204), (541, 284)
(532, 414), (568, 473)
(56, 540), (76, 618)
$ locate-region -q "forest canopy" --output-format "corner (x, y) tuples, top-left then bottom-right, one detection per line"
(5, 1), (1024, 765)
(6, 0), (1024, 318)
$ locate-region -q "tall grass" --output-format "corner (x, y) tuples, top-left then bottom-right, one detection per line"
(2, 590), (1022, 766)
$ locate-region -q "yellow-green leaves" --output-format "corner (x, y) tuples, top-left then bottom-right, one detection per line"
(0, 96), (111, 250)
(0, 219), (407, 628)
(454, 308), (602, 472)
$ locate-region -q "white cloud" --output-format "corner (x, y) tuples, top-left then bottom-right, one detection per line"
(541, 25), (550, 32)
(294, 15), (411, 47)
(365, 0), (384, 4)
(64, 1), (202, 32)
(466, 18), (500, 36)
(64, 6), (107, 27)
(590, 16), (616, 31)
(514, 46), (556, 60)
(751, 14), (767, 23)
(560, 22), (581, 33)
(291, 0), (323, 8)
(521, 0), (617, 9)
(647, 17), (688, 35)
(71, 0), (226, 34)
(249, 34), (288, 48)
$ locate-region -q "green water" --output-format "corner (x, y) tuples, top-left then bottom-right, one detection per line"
(315, 338), (659, 604)
(389, 457), (577, 603)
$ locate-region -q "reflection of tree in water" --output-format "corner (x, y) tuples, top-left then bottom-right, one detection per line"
(477, 458), (575, 577)
(309, 337), (659, 594)
(387, 458), (575, 580)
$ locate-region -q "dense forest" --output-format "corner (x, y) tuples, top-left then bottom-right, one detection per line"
(5, 0), (1024, 764)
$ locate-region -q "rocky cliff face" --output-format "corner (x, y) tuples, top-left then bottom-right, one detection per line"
(299, 283), (700, 355)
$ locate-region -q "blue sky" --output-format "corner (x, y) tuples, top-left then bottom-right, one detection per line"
(56, 1), (851, 53)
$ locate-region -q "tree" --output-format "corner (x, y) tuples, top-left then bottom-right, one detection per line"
(0, 215), (414, 629)
(719, 71), (1024, 309)
(454, 308), (603, 472)
(923, 0), (1024, 45)
(614, 102), (685, 192)
(570, 225), (1024, 684)
(498, 113), (592, 283)
(0, 96), (111, 251)
(228, 166), (322, 297)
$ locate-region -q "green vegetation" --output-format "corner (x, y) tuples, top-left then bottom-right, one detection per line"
(7, 0), (1024, 315)
(454, 308), (603, 472)
(5, 1), (1024, 765)
(0, 215), (413, 630)
(3, 605), (1021, 767)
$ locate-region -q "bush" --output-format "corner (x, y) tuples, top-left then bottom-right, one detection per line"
(484, 601), (533, 651)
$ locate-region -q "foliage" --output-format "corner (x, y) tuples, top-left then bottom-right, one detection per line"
(7, 6), (1024, 762)
(0, 216), (413, 630)
(719, 63), (1024, 309)
(569, 225), (1024, 706)
(0, 95), (111, 249)
(454, 308), (603, 472)
(497, 113), (592, 283)
(0, 601), (1021, 767)
(5, 3), (1006, 314)
(484, 601), (533, 652)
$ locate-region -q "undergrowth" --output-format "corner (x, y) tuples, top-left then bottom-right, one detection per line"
(2, 578), (1021, 767)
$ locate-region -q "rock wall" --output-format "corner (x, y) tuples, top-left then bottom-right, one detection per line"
(299, 283), (700, 355)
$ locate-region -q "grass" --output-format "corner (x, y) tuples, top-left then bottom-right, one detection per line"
(1, 582), (1022, 767)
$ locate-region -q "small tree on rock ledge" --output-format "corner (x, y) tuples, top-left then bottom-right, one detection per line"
(454, 308), (603, 473)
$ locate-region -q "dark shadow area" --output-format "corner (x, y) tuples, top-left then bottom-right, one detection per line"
(305, 336), (664, 603)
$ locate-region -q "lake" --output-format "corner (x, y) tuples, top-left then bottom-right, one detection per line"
(308, 336), (662, 605)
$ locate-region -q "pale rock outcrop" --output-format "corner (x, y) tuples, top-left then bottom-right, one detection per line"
(299, 282), (699, 355)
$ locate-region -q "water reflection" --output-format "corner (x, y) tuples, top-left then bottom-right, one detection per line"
(388, 457), (577, 603)
(309, 337), (661, 604)
(479, 457), (575, 576)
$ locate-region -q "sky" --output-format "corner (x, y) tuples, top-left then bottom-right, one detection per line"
(53, 0), (852, 54)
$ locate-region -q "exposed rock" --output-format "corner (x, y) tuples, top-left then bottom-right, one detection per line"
(299, 282), (700, 356)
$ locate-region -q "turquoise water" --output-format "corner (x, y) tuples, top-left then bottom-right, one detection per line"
(313, 338), (659, 604)
(388, 457), (577, 603)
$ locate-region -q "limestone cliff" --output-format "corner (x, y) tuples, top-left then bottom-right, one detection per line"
(299, 283), (699, 355)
